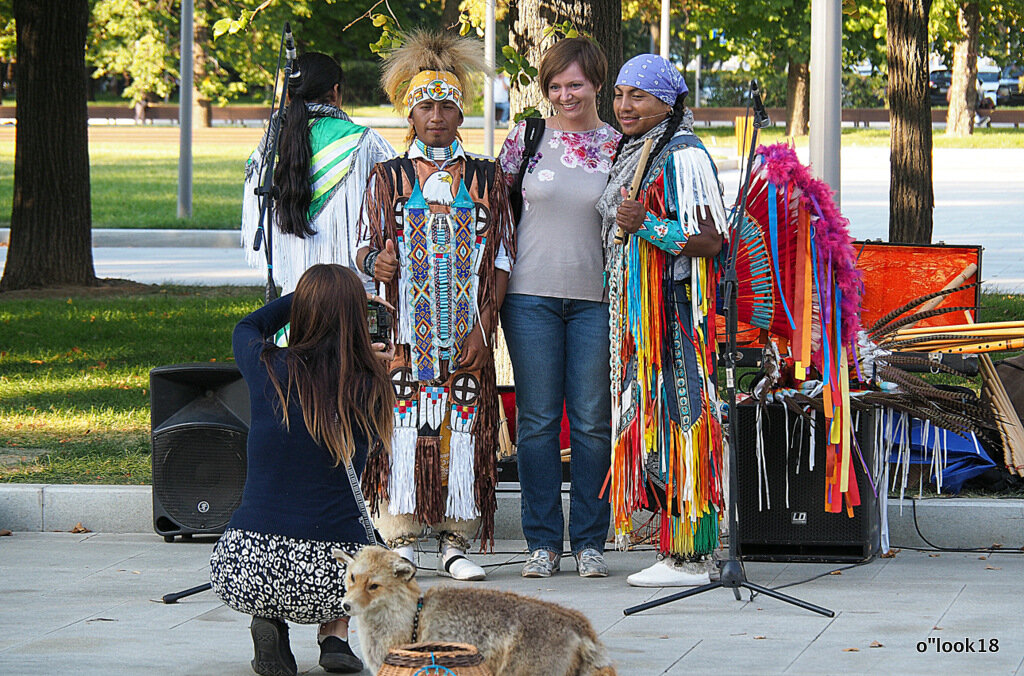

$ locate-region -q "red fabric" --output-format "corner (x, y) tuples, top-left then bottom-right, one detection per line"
(855, 243), (981, 330)
(498, 386), (571, 450)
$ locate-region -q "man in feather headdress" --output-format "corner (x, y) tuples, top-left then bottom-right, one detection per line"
(355, 31), (515, 581)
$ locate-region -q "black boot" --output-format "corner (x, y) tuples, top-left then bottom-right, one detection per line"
(249, 617), (297, 676)
(318, 635), (364, 673)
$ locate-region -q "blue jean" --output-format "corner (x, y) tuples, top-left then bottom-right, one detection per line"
(495, 102), (510, 124)
(499, 293), (612, 555)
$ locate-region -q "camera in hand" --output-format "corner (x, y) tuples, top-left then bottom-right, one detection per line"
(366, 300), (393, 344)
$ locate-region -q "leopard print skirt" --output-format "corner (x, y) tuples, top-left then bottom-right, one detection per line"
(209, 528), (361, 624)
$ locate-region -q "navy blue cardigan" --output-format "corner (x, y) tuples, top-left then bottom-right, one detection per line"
(227, 294), (371, 544)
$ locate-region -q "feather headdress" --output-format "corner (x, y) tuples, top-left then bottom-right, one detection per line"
(382, 30), (487, 115)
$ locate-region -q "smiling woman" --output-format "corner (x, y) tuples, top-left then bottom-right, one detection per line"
(496, 37), (620, 580)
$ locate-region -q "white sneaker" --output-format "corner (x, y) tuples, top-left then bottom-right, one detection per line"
(437, 544), (486, 581)
(627, 558), (711, 587)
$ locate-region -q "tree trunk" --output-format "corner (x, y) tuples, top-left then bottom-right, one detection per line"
(786, 60), (810, 136)
(441, 0), (462, 31)
(193, 0), (212, 128)
(945, 1), (979, 136)
(1, 0), (95, 291)
(886, 0), (934, 244)
(509, 0), (622, 124)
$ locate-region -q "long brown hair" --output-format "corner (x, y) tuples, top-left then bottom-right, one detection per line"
(260, 264), (394, 466)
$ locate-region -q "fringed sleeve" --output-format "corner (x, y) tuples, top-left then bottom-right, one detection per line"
(240, 153), (266, 275)
(359, 163), (403, 338)
(670, 145), (730, 238)
(240, 127), (397, 295)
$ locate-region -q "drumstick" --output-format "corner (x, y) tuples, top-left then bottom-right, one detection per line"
(614, 137), (656, 246)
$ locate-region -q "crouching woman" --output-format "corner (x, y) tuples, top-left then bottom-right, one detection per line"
(210, 264), (394, 676)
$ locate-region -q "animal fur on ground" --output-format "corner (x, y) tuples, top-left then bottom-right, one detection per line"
(335, 545), (616, 676)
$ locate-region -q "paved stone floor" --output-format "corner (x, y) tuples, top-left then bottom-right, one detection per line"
(2, 532), (1024, 675)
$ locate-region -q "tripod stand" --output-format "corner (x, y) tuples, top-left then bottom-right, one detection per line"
(160, 23), (296, 607)
(624, 81), (834, 619)
(251, 22), (299, 303)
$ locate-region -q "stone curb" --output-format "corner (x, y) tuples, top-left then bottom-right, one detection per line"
(0, 228), (238, 248)
(2, 484), (1021, 551)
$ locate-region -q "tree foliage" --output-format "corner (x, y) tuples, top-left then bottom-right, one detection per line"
(89, 0), (177, 105)
(931, 0), (1024, 68)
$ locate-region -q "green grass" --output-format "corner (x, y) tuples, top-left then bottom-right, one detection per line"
(1, 287), (1021, 486)
(0, 286), (263, 484)
(695, 125), (1024, 149)
(91, 144), (248, 229)
(0, 135), (252, 230)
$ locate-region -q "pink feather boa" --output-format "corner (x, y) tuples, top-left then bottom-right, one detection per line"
(756, 142), (862, 347)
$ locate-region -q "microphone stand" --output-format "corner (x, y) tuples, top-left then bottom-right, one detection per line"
(624, 81), (834, 619)
(252, 23), (297, 304)
(158, 20), (297, 608)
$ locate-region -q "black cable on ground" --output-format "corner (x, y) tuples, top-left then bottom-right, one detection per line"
(888, 496), (1024, 554)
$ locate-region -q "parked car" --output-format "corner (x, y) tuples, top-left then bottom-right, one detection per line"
(997, 65), (1024, 106)
(929, 69), (951, 105)
(977, 66), (1000, 107)
(930, 67), (1000, 107)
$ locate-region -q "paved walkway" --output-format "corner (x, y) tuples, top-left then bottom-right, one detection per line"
(3, 532), (1024, 675)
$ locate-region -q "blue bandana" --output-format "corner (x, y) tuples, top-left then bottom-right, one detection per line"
(615, 54), (688, 105)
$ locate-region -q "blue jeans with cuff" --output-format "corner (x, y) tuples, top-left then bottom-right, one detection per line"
(500, 293), (612, 556)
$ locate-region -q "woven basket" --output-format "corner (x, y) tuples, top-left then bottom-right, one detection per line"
(377, 641), (493, 676)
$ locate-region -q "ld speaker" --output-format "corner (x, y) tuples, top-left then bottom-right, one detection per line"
(734, 402), (880, 563)
(150, 364), (250, 542)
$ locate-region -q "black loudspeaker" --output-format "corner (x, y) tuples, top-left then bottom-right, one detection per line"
(150, 364), (250, 542)
(734, 402), (880, 563)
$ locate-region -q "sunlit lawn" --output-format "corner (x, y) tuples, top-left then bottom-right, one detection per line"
(0, 286), (263, 484)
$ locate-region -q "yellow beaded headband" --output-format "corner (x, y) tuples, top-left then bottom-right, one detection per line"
(404, 70), (464, 113)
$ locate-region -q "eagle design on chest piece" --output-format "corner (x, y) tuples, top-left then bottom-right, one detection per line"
(422, 171), (455, 206)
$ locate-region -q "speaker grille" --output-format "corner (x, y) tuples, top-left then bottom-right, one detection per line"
(152, 425), (247, 531)
(734, 403), (879, 562)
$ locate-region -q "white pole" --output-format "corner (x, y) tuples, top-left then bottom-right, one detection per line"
(178, 0), (193, 218)
(809, 0), (842, 205)
(484, 0), (496, 157)
(695, 35), (702, 107)
(660, 0), (670, 59)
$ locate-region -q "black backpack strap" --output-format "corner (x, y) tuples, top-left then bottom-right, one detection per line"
(510, 117), (545, 221)
(520, 117), (545, 175)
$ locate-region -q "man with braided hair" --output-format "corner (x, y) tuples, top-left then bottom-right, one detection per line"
(355, 31), (515, 581)
(598, 54), (729, 587)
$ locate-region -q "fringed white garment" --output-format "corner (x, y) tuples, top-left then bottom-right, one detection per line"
(446, 402), (479, 520)
(240, 127), (395, 294)
(671, 147), (730, 238)
(446, 429), (478, 520)
(389, 426), (418, 515)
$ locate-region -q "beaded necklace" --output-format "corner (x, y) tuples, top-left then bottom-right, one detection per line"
(415, 138), (459, 163)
